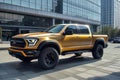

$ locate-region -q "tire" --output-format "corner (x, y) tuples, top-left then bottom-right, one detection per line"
(19, 57), (32, 63)
(38, 47), (59, 70)
(113, 41), (115, 43)
(92, 44), (103, 59)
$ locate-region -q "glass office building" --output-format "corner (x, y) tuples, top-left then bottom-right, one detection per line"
(0, 0), (101, 41)
(101, 0), (120, 28)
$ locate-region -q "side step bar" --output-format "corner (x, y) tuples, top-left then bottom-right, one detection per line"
(62, 50), (91, 55)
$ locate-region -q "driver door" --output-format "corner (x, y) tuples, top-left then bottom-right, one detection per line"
(60, 25), (79, 51)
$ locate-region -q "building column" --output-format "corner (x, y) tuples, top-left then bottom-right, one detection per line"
(52, 18), (55, 26)
(62, 20), (65, 24)
(0, 27), (2, 42)
(69, 21), (72, 24)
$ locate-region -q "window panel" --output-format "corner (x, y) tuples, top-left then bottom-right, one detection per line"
(36, 0), (42, 9)
(4, 0), (11, 4)
(21, 0), (29, 7)
(78, 26), (89, 34)
(30, 2), (35, 8)
(42, 0), (48, 11)
(12, 0), (21, 6)
(0, 0), (4, 2)
(65, 25), (78, 34)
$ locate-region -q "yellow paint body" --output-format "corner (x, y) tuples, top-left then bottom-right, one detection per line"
(8, 24), (108, 57)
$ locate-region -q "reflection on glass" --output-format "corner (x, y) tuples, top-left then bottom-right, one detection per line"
(1, 0), (101, 22)
(21, 0), (29, 7)
(0, 0), (4, 2)
(0, 12), (52, 27)
(62, 0), (101, 21)
(12, 0), (21, 6)
(4, 0), (11, 4)
(36, 0), (42, 10)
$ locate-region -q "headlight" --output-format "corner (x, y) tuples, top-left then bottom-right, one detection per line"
(26, 38), (38, 47)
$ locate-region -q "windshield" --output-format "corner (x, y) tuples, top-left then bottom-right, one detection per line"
(44, 25), (65, 33)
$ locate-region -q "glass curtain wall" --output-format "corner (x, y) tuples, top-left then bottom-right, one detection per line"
(0, 0), (101, 22)
(0, 12), (52, 27)
(0, 0), (53, 12)
(63, 0), (101, 22)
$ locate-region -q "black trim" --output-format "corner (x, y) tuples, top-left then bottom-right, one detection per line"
(10, 38), (26, 48)
(94, 39), (107, 48)
(62, 49), (91, 55)
(8, 49), (39, 58)
(8, 50), (23, 58)
(37, 41), (61, 54)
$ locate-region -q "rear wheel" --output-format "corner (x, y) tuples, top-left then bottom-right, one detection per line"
(38, 47), (59, 70)
(92, 44), (103, 59)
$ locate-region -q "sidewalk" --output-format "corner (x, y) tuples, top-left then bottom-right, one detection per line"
(0, 41), (10, 50)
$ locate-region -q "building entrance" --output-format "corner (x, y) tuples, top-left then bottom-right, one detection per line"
(2, 28), (19, 41)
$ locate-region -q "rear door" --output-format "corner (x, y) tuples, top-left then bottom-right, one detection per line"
(77, 25), (92, 49)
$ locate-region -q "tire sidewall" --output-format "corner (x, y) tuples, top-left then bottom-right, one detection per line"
(38, 47), (59, 69)
(92, 44), (103, 59)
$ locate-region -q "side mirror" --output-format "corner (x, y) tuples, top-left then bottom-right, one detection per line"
(63, 30), (73, 35)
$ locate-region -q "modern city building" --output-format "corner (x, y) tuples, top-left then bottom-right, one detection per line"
(101, 0), (120, 28)
(0, 0), (101, 41)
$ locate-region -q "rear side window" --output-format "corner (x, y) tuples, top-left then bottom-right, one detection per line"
(65, 25), (78, 34)
(78, 26), (89, 34)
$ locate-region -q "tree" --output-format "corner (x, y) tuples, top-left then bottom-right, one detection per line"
(100, 26), (120, 39)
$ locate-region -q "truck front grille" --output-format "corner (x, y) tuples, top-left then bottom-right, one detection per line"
(10, 38), (26, 48)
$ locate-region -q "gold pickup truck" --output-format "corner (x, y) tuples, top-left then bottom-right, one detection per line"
(8, 24), (108, 69)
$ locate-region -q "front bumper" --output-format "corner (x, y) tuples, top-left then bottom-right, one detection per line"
(8, 48), (39, 58)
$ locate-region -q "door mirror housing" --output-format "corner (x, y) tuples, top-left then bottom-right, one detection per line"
(63, 30), (73, 35)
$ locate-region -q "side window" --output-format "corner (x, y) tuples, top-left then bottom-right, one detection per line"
(78, 26), (89, 34)
(65, 25), (78, 34)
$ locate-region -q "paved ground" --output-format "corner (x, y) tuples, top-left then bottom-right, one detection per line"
(0, 42), (10, 50)
(0, 43), (120, 80)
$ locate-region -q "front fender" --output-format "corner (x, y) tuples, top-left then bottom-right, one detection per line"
(37, 40), (62, 54)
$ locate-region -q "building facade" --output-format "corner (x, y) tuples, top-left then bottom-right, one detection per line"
(101, 0), (120, 28)
(0, 0), (101, 41)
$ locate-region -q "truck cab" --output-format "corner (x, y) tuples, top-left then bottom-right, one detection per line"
(8, 24), (108, 69)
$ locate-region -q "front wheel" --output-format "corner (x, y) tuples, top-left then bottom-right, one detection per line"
(92, 44), (103, 59)
(38, 47), (59, 70)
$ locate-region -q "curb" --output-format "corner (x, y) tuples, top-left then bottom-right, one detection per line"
(0, 47), (9, 50)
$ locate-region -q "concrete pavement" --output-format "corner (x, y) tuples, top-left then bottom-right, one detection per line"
(0, 42), (10, 50)
(0, 43), (120, 80)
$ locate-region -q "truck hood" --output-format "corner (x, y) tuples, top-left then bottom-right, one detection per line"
(13, 32), (59, 38)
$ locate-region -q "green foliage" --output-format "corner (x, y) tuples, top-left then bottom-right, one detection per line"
(99, 26), (120, 39)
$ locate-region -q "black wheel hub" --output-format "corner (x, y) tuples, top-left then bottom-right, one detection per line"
(96, 47), (103, 57)
(45, 53), (55, 65)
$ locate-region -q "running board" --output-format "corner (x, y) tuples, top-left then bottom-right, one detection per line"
(62, 50), (91, 55)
